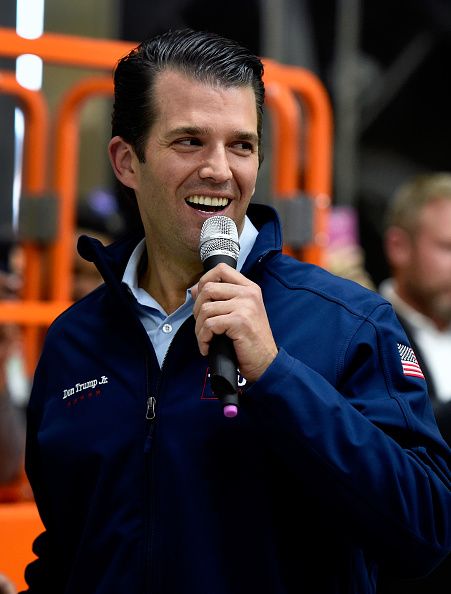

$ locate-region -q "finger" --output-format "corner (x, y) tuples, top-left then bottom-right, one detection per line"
(193, 266), (256, 319)
(194, 297), (236, 333)
(196, 263), (252, 293)
(193, 281), (244, 318)
(196, 311), (237, 356)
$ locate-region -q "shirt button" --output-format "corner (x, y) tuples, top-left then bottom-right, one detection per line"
(162, 323), (173, 334)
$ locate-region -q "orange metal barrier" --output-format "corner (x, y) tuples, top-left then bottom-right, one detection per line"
(264, 79), (302, 258)
(0, 72), (48, 299)
(0, 501), (43, 591)
(51, 76), (113, 300)
(263, 59), (333, 264)
(0, 71), (54, 372)
(0, 27), (133, 70)
(265, 80), (301, 197)
(0, 28), (135, 369)
(0, 300), (72, 325)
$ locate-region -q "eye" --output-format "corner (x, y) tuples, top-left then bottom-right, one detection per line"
(174, 137), (202, 148)
(231, 141), (255, 154)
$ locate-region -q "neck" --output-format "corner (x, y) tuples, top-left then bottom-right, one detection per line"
(394, 282), (449, 332)
(139, 245), (202, 314)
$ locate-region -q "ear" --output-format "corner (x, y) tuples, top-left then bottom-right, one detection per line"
(384, 226), (412, 269)
(108, 136), (139, 189)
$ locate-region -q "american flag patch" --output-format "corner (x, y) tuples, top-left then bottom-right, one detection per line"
(397, 343), (425, 379)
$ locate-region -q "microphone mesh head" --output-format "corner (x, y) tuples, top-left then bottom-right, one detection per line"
(199, 216), (240, 263)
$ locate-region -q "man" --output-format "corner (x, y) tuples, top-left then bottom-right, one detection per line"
(382, 173), (451, 445)
(0, 321), (25, 487)
(0, 263), (24, 594)
(23, 30), (450, 594)
(0, 266), (25, 488)
(379, 173), (451, 594)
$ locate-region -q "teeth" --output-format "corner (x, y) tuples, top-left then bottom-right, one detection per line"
(186, 196), (229, 207)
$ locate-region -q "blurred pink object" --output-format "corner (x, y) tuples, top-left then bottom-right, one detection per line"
(328, 206), (358, 248)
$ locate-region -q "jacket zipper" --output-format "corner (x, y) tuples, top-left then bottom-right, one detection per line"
(146, 396), (156, 420)
(144, 337), (175, 426)
(143, 352), (158, 594)
(144, 354), (158, 452)
(143, 344), (173, 594)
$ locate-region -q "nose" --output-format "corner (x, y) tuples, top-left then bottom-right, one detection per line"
(198, 146), (232, 183)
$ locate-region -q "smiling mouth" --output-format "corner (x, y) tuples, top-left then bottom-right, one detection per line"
(186, 195), (230, 213)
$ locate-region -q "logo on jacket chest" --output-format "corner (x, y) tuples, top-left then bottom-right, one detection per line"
(62, 375), (109, 406)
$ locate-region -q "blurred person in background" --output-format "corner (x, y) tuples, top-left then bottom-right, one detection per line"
(382, 173), (451, 445)
(0, 574), (16, 594)
(380, 172), (451, 594)
(0, 250), (26, 488)
(73, 188), (125, 301)
(0, 251), (24, 594)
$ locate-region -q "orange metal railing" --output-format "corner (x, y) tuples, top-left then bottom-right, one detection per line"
(51, 76), (114, 301)
(263, 59), (333, 263)
(0, 71), (56, 369)
(0, 27), (133, 70)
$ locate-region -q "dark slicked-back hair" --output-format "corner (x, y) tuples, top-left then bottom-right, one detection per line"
(112, 28), (265, 166)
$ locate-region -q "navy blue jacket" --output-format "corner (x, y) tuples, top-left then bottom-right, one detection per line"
(23, 204), (450, 594)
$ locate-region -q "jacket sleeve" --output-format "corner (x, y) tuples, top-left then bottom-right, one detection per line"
(247, 301), (451, 579)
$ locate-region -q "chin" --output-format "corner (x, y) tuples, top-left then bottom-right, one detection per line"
(428, 293), (451, 322)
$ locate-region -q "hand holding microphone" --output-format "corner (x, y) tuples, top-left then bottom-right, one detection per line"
(194, 216), (278, 418)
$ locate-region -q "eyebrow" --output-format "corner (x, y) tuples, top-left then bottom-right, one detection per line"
(169, 126), (258, 144)
(233, 131), (259, 144)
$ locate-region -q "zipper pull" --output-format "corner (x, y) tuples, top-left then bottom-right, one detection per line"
(146, 396), (156, 420)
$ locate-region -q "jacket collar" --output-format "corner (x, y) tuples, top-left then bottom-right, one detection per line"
(77, 202), (283, 287)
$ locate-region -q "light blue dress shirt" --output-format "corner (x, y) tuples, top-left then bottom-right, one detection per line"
(122, 216), (258, 366)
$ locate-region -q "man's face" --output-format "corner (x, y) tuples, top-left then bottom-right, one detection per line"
(403, 198), (451, 325)
(129, 69), (259, 267)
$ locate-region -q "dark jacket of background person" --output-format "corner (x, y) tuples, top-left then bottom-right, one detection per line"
(376, 310), (451, 594)
(378, 172), (451, 593)
(22, 205), (450, 594)
(396, 314), (451, 446)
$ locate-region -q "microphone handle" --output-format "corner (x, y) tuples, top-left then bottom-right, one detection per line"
(209, 333), (239, 402)
(203, 253), (239, 417)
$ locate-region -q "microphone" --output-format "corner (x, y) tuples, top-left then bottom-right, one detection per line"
(199, 216), (240, 418)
